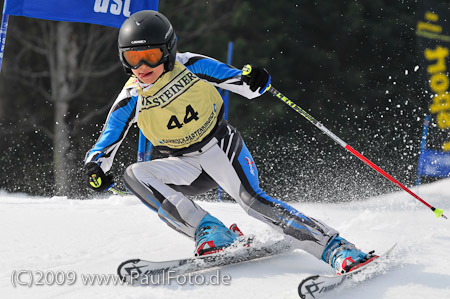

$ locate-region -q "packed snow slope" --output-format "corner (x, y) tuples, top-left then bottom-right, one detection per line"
(1, 178), (449, 299)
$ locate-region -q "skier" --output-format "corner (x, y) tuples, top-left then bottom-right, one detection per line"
(83, 10), (377, 274)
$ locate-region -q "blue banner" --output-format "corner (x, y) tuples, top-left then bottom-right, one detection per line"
(415, 0), (450, 183)
(3, 0), (158, 28)
(418, 149), (450, 177)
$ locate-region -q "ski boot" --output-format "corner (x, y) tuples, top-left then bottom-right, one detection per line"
(322, 235), (378, 275)
(195, 214), (242, 256)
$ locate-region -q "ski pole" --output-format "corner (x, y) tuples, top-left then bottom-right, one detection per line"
(268, 86), (447, 220)
(109, 186), (128, 195)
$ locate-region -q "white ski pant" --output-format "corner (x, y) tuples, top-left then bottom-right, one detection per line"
(123, 125), (338, 259)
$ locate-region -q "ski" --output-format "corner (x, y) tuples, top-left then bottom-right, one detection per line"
(298, 243), (397, 299)
(118, 238), (291, 285)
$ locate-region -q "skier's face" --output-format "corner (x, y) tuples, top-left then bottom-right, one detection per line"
(131, 63), (164, 84)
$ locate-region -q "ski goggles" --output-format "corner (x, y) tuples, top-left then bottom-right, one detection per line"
(121, 46), (167, 69)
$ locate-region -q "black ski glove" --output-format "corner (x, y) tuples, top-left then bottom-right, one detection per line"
(241, 64), (271, 94)
(83, 162), (114, 192)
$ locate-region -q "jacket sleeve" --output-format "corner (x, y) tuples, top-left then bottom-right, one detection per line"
(84, 88), (138, 173)
(176, 52), (263, 99)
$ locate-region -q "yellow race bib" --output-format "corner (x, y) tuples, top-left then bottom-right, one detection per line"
(134, 62), (224, 150)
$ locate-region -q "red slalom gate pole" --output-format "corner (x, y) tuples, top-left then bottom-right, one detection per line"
(268, 86), (447, 220)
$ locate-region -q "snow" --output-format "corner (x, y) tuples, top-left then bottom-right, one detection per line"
(1, 179), (450, 299)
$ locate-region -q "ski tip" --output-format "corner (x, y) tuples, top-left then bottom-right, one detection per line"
(298, 275), (320, 299)
(117, 259), (141, 278)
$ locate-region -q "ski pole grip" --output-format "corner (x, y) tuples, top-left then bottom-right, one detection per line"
(242, 64), (252, 76)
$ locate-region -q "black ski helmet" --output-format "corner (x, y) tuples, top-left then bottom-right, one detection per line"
(118, 10), (177, 73)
